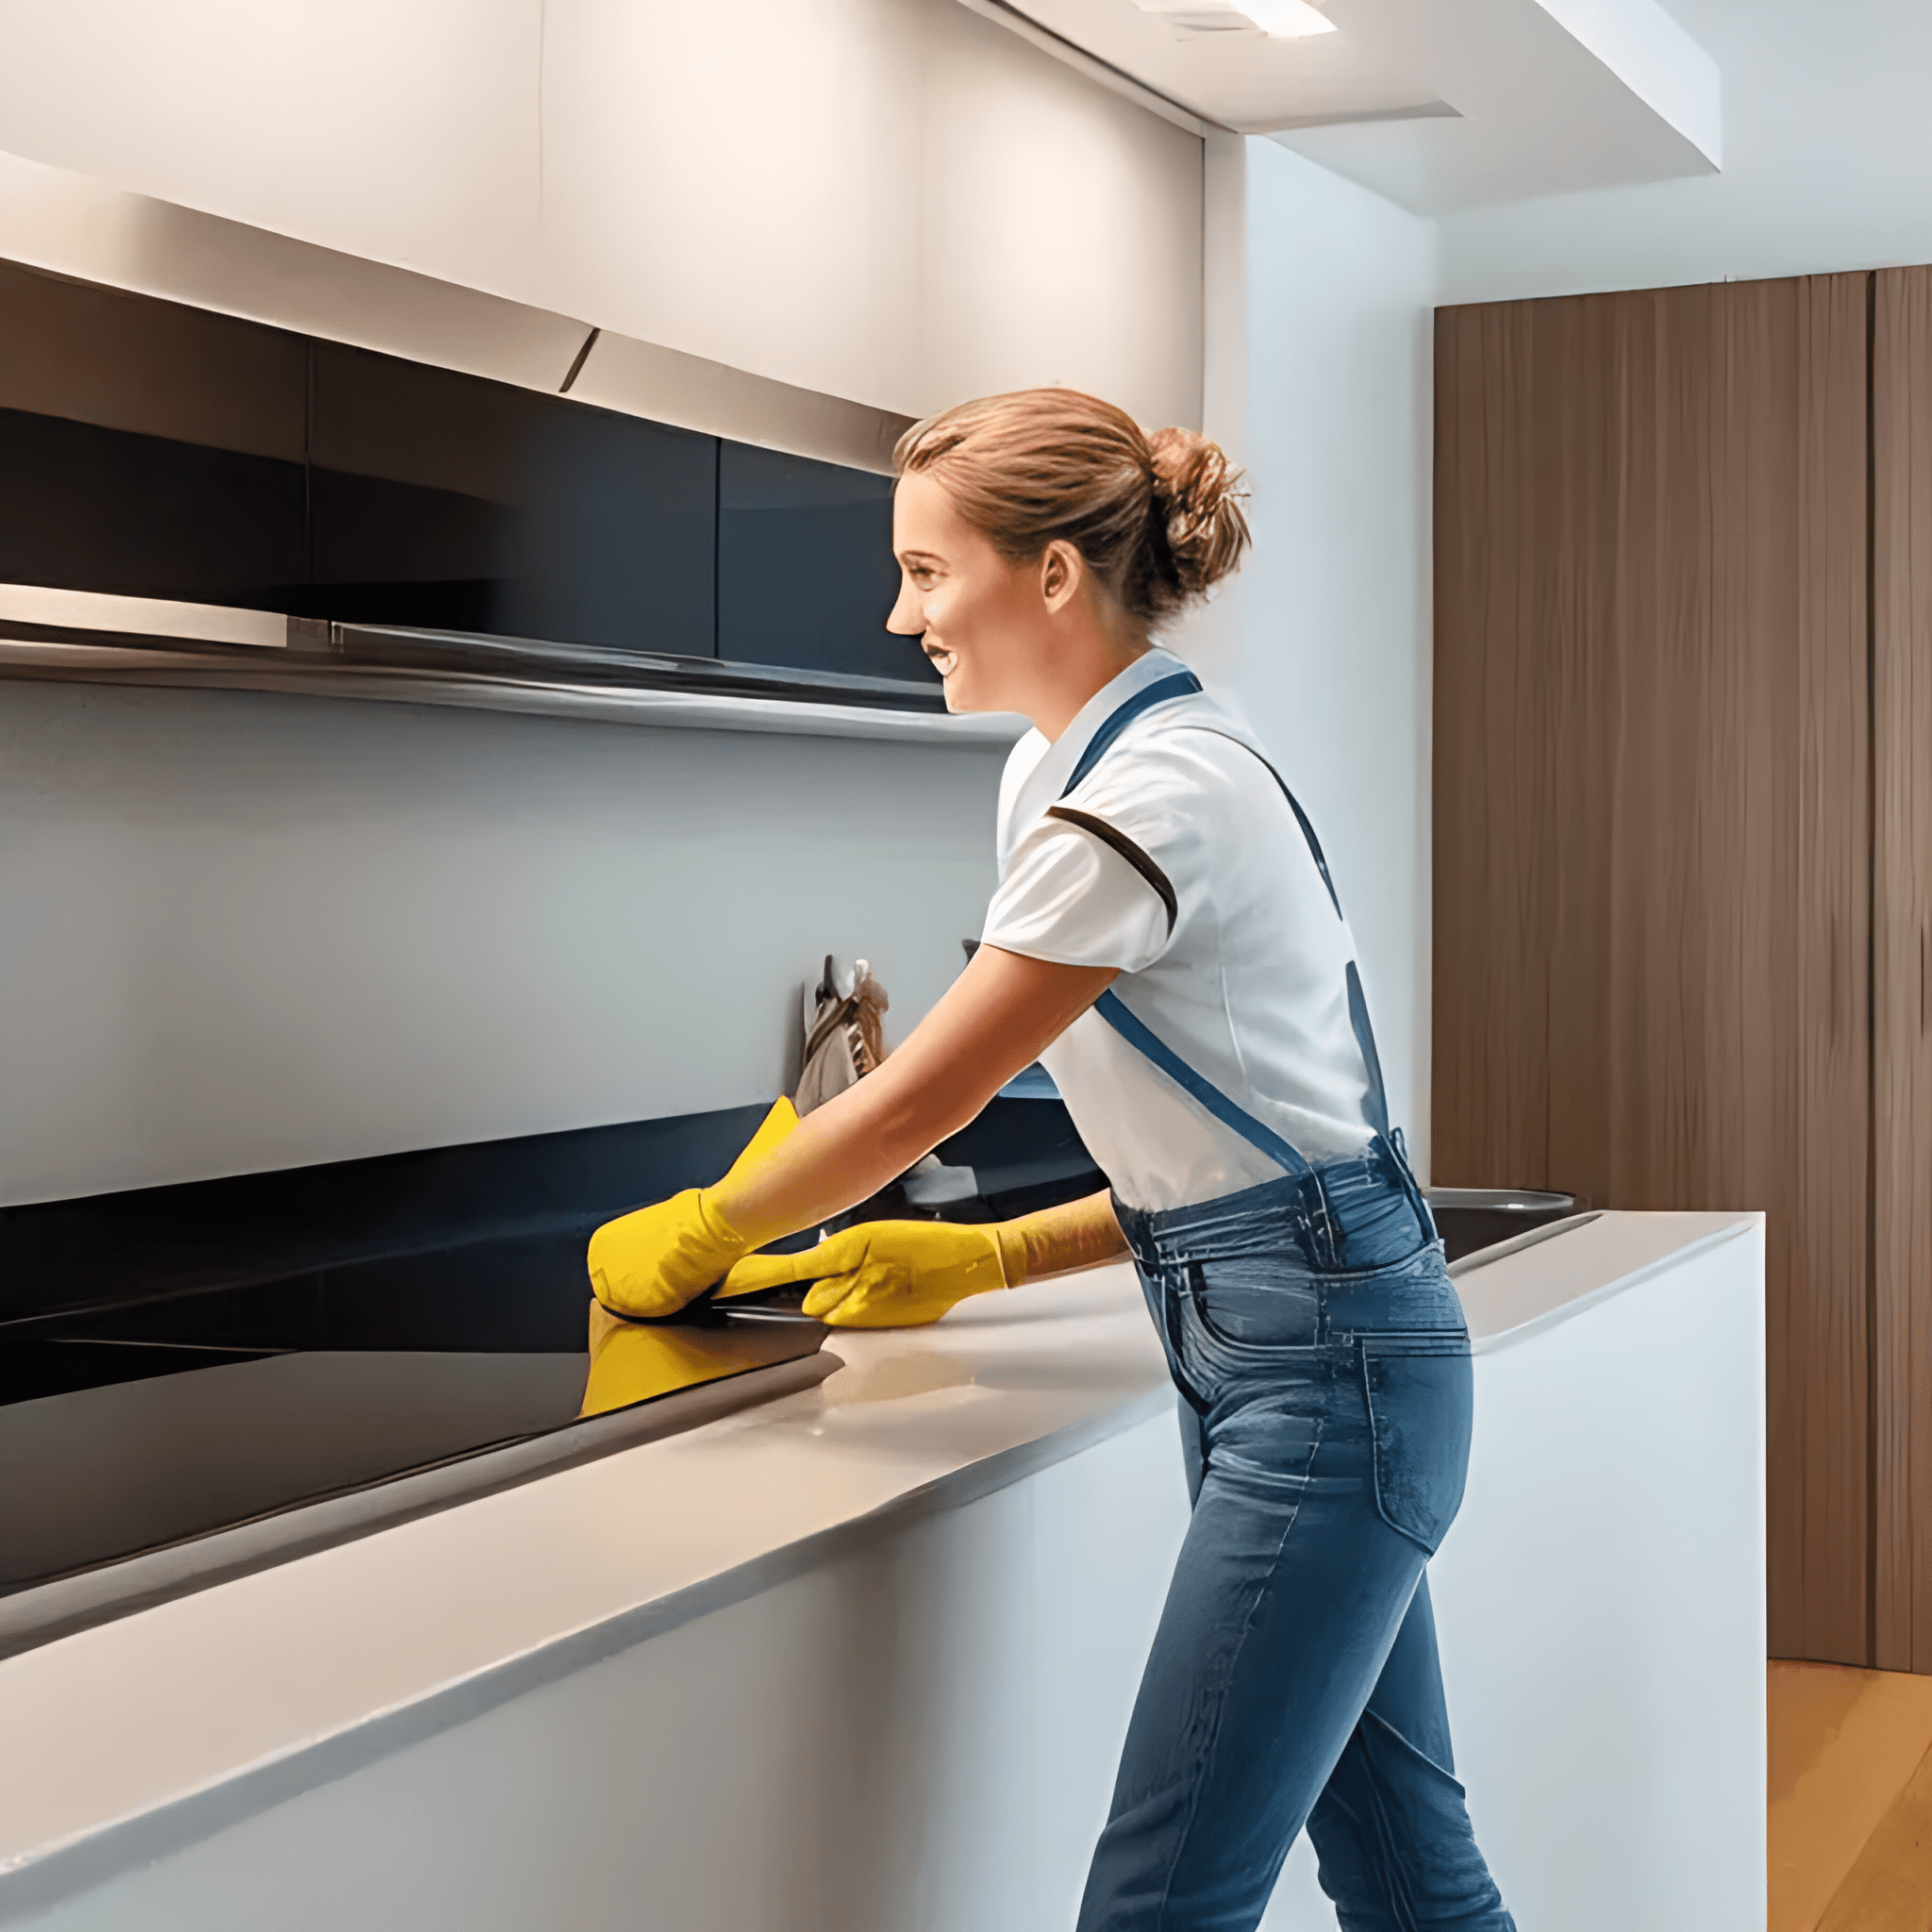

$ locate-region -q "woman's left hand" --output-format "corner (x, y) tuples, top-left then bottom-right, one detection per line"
(588, 1098), (801, 1319)
(587, 1188), (753, 1320)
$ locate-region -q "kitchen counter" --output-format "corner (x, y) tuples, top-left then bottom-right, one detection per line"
(0, 1211), (1764, 1931)
(0, 1269), (1175, 1924)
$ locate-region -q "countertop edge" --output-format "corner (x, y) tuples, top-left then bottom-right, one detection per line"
(0, 1376), (1172, 1920)
(1469, 1213), (1762, 1355)
(0, 1353), (847, 1666)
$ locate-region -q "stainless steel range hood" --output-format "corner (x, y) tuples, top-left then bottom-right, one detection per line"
(0, 582), (1026, 746)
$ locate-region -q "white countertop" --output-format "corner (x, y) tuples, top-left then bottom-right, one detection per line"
(1453, 1209), (1755, 1351)
(0, 1269), (1172, 1907)
(0, 1209), (1759, 1912)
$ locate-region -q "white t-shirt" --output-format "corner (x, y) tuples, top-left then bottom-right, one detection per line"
(980, 648), (1376, 1213)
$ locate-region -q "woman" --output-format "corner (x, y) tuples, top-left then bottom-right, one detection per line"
(588, 390), (1515, 1932)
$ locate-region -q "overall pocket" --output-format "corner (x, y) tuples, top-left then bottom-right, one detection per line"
(1361, 1337), (1474, 1553)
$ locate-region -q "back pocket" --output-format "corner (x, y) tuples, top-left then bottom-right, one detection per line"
(1362, 1339), (1474, 1553)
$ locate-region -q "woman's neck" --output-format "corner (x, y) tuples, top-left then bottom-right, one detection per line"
(1031, 638), (1155, 742)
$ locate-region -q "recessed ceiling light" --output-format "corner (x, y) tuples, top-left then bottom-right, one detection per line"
(1238, 0), (1335, 35)
(1127, 0), (1336, 37)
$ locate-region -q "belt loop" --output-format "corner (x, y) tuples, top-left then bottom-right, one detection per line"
(1312, 1171), (1340, 1270)
(1294, 1170), (1340, 1271)
(1386, 1126), (1440, 1248)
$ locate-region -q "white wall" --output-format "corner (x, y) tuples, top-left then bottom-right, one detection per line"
(0, 684), (1003, 1205)
(1440, 0), (1932, 304)
(0, 0), (1212, 1204)
(0, 0), (1203, 427)
(1187, 136), (1440, 1175)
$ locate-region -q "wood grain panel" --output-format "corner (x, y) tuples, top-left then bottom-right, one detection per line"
(1874, 266), (1932, 1674)
(1434, 275), (1872, 1664)
(1789, 275), (1877, 1667)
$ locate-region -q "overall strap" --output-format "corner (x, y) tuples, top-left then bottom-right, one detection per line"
(1196, 738), (1411, 1181)
(1091, 989), (1315, 1179)
(1058, 677), (1402, 1191)
(1346, 960), (1391, 1141)
(1061, 669), (1202, 795)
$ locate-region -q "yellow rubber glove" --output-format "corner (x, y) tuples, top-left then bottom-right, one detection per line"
(718, 1218), (1018, 1327)
(578, 1295), (771, 1418)
(718, 1189), (1125, 1328)
(588, 1098), (799, 1321)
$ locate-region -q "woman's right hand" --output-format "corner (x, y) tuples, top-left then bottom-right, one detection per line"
(719, 1220), (1009, 1327)
(718, 1188), (1128, 1326)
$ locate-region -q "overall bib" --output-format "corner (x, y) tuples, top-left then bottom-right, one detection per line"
(1066, 675), (1516, 1932)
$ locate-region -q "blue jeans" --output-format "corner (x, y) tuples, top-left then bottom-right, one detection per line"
(1078, 1151), (1515, 1932)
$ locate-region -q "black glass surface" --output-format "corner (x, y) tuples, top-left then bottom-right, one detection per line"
(718, 441), (932, 684)
(0, 1311), (824, 1597)
(0, 1103), (781, 1341)
(0, 408), (308, 608)
(0, 1098), (1099, 1343)
(1425, 1191), (1581, 1263)
(0, 1097), (1099, 1602)
(0, 258), (308, 608)
(0, 1338), (282, 1406)
(305, 342), (716, 656)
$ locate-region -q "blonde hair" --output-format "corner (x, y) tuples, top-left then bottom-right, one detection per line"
(892, 388), (1249, 627)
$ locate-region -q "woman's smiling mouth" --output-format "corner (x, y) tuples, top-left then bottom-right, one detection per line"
(924, 641), (958, 675)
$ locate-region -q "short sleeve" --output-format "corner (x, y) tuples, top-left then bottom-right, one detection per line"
(980, 813), (1173, 973)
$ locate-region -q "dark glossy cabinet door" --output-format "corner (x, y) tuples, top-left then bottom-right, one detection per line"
(718, 441), (934, 684)
(0, 256), (916, 683)
(306, 341), (717, 657)
(0, 259), (307, 608)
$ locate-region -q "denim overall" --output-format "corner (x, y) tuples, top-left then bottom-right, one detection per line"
(1067, 675), (1516, 1932)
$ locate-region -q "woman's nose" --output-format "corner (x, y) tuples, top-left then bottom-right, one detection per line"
(886, 575), (923, 636)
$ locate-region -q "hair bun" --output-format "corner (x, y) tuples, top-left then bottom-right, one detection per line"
(1147, 427), (1250, 598)
(893, 388), (1247, 628)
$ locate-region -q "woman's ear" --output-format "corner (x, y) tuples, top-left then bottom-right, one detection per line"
(1040, 540), (1085, 615)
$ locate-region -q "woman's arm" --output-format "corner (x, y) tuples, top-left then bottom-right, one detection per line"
(711, 944), (1116, 1241)
(587, 946), (1116, 1319)
(995, 1187), (1130, 1279)
(717, 1185), (1129, 1327)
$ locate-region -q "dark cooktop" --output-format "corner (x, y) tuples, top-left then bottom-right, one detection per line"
(0, 1094), (1104, 1655)
(1, 1298), (826, 1608)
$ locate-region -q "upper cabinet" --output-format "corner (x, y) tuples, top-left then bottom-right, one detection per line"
(717, 441), (931, 686)
(0, 259), (307, 609)
(0, 259), (921, 687)
(305, 343), (716, 658)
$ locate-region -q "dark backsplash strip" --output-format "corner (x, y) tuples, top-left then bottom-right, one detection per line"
(0, 1105), (771, 1338)
(0, 1100), (1102, 1356)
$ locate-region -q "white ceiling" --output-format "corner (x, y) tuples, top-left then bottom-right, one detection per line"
(987, 0), (1722, 213)
(1439, 0), (1932, 302)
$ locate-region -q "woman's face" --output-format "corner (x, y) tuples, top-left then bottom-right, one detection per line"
(887, 469), (1057, 716)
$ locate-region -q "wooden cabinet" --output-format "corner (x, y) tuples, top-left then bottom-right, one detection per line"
(1874, 267), (1932, 1672)
(1434, 274), (1883, 1665)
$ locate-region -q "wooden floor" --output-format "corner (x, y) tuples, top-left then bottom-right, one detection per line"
(1771, 1660), (1932, 1929)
